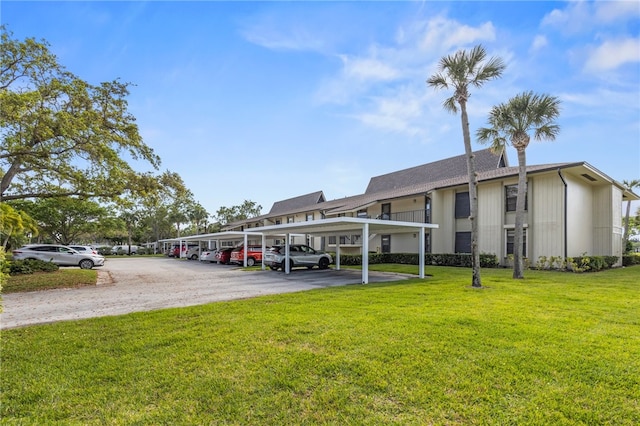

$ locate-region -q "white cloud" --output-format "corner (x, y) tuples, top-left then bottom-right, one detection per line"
(242, 25), (325, 52)
(584, 37), (640, 72)
(541, 1), (593, 34)
(340, 55), (400, 82)
(420, 16), (496, 51)
(530, 35), (548, 52)
(594, 1), (640, 23)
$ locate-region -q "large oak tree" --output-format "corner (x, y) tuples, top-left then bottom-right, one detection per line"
(0, 27), (160, 202)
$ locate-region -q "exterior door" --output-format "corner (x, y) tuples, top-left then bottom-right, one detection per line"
(381, 235), (391, 253)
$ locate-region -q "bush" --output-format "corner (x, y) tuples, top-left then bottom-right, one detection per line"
(336, 253), (500, 268)
(8, 259), (59, 275)
(623, 254), (640, 267)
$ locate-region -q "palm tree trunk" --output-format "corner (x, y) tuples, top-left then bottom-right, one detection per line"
(460, 101), (482, 288)
(623, 200), (632, 252)
(514, 148), (527, 279)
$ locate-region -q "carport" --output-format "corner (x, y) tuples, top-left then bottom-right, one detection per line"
(168, 218), (438, 284)
(252, 217), (438, 284)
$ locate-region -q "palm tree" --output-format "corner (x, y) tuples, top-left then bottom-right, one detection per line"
(477, 91), (561, 278)
(622, 179), (640, 252)
(427, 45), (505, 288)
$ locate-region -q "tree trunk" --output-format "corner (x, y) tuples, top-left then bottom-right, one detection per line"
(460, 101), (482, 288)
(623, 200), (632, 252)
(513, 148), (527, 279)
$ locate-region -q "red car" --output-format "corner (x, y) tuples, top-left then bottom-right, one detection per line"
(229, 245), (264, 266)
(215, 248), (234, 265)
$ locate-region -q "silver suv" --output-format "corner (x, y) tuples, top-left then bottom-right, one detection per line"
(12, 244), (105, 270)
(264, 244), (332, 271)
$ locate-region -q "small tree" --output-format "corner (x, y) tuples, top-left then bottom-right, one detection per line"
(477, 91), (561, 278)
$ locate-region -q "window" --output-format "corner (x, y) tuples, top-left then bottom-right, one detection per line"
(306, 213), (313, 221)
(275, 219), (281, 225)
(287, 216), (294, 223)
(506, 229), (527, 256)
(381, 203), (391, 220)
(455, 192), (470, 218)
(425, 196), (431, 224)
(357, 209), (368, 218)
(381, 235), (391, 253)
(505, 185), (527, 212)
(455, 232), (471, 253)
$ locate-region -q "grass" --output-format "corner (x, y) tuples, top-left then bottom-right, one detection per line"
(2, 266), (639, 424)
(3, 269), (97, 293)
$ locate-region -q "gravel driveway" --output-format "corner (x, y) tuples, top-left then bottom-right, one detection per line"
(1, 257), (409, 329)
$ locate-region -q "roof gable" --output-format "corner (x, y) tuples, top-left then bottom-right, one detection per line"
(365, 148), (507, 194)
(268, 191), (326, 215)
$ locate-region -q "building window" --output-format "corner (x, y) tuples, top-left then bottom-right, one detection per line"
(357, 209), (368, 218)
(275, 219), (281, 225)
(306, 213), (313, 221)
(381, 203), (391, 220)
(506, 229), (527, 256)
(505, 185), (527, 212)
(455, 232), (471, 253)
(287, 216), (294, 223)
(381, 235), (391, 253)
(455, 192), (470, 218)
(425, 196), (431, 224)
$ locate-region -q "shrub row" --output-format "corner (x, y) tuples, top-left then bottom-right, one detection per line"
(6, 259), (59, 275)
(335, 253), (500, 268)
(623, 254), (640, 267)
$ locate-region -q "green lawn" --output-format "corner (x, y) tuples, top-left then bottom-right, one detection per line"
(3, 269), (97, 293)
(2, 266), (639, 424)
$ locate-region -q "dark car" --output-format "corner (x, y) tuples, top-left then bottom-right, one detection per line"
(215, 248), (234, 265)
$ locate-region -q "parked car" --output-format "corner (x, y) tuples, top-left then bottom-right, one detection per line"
(12, 244), (105, 269)
(264, 244), (332, 271)
(186, 246), (204, 260)
(112, 245), (138, 255)
(229, 245), (264, 266)
(168, 244), (197, 258)
(215, 248), (234, 265)
(69, 245), (99, 255)
(199, 248), (218, 262)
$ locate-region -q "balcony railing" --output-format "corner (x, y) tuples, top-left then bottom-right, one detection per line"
(377, 209), (429, 224)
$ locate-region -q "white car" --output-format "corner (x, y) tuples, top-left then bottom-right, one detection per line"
(264, 244), (332, 271)
(12, 244), (105, 269)
(199, 248), (218, 262)
(112, 245), (138, 255)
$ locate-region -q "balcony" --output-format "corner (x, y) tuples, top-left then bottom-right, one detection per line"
(378, 209), (429, 224)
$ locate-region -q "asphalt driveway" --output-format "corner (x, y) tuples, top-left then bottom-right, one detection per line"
(1, 257), (411, 329)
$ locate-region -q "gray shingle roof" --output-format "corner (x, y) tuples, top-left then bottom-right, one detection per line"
(364, 147), (507, 194)
(268, 191), (326, 215)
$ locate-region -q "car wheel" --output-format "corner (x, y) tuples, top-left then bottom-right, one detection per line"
(247, 257), (256, 267)
(190, 254), (198, 260)
(318, 257), (330, 269)
(269, 266), (278, 271)
(79, 259), (94, 270)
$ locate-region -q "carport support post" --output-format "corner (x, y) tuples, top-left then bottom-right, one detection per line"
(285, 234), (290, 274)
(243, 234), (248, 267)
(362, 223), (369, 284)
(261, 235), (266, 270)
(419, 227), (425, 279)
(335, 239), (341, 271)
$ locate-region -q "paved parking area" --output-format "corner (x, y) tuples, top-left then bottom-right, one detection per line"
(1, 257), (411, 329)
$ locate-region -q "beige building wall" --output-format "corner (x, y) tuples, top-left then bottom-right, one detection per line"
(477, 181), (503, 258)
(566, 174), (593, 256)
(530, 172), (564, 260)
(431, 189), (455, 253)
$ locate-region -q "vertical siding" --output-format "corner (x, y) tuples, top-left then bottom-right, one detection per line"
(477, 182), (502, 257)
(431, 190), (455, 253)
(566, 174), (593, 256)
(531, 173), (564, 260)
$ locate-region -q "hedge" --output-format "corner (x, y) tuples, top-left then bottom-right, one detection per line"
(6, 259), (59, 275)
(335, 253), (500, 268)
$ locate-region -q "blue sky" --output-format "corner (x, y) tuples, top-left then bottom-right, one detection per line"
(3, 1), (639, 217)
